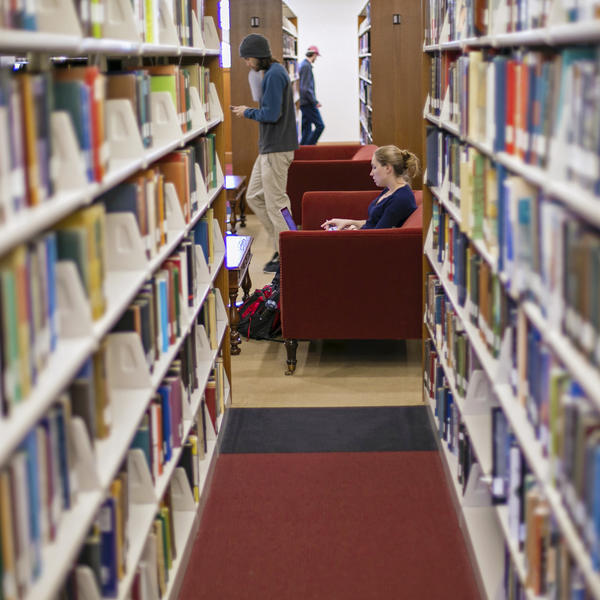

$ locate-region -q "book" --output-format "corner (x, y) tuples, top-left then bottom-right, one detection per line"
(98, 496), (117, 597)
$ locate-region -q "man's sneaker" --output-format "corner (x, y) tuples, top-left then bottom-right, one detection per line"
(263, 252), (279, 273)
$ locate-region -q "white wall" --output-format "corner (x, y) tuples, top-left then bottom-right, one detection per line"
(285, 0), (367, 143)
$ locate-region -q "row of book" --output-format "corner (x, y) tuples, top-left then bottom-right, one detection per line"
(430, 201), (518, 360)
(359, 105), (372, 138)
(428, 47), (600, 194)
(426, 321), (599, 596)
(282, 32), (297, 58)
(0, 204), (106, 412)
(0, 299), (223, 598)
(359, 56), (371, 81)
(0, 63), (215, 223)
(359, 79), (371, 109)
(284, 59), (298, 81)
(55, 442), (202, 599)
(424, 345), (479, 492)
(428, 203), (600, 586)
(0, 0), (206, 47)
(0, 189), (220, 418)
(358, 30), (370, 55)
(492, 405), (600, 594)
(425, 275), (475, 398)
(425, 0), (599, 45)
(428, 133), (600, 367)
(112, 242), (220, 377)
(0, 388), (105, 599)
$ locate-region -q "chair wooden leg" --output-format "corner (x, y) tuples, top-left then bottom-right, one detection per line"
(284, 339), (298, 375)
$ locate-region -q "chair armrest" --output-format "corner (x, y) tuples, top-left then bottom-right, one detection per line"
(294, 145), (360, 160)
(279, 229), (423, 340)
(287, 160), (377, 224)
(301, 190), (380, 230)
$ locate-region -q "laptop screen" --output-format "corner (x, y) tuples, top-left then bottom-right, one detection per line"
(280, 207), (298, 231)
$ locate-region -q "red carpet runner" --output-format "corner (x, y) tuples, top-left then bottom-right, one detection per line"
(179, 407), (481, 600)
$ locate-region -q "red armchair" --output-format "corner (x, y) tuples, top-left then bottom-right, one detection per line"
(279, 189), (423, 375)
(286, 144), (379, 225)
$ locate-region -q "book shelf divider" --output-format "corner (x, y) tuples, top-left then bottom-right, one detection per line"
(118, 502), (157, 600)
(51, 111), (90, 192)
(75, 566), (103, 600)
(203, 402), (216, 442)
(214, 152), (224, 189)
(106, 332), (153, 390)
(462, 370), (494, 416)
(140, 535), (161, 599)
(165, 182), (187, 233)
(171, 467), (196, 512)
(211, 218), (225, 273)
(462, 463), (492, 508)
(55, 261), (94, 338)
(193, 163), (210, 211)
(189, 86), (207, 131)
(149, 91), (182, 149)
(71, 415), (101, 491)
(158, 0), (180, 47)
(194, 324), (211, 362)
(105, 99), (146, 162)
(208, 82), (224, 124)
(202, 16), (220, 52)
(128, 448), (158, 504)
(104, 0), (141, 43)
(191, 11), (205, 50)
(36, 0), (82, 35)
(105, 212), (149, 272)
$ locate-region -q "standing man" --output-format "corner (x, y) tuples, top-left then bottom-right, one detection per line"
(299, 45), (324, 145)
(231, 33), (298, 273)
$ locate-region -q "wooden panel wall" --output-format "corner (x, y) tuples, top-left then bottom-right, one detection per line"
(370, 0), (423, 189)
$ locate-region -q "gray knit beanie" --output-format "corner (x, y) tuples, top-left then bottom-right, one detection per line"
(239, 34), (271, 58)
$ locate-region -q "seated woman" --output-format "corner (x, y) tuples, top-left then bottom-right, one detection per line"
(321, 145), (419, 231)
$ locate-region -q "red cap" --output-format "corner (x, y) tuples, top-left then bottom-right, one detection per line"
(307, 45), (321, 56)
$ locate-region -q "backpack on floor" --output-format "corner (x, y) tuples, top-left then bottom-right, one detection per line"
(237, 278), (281, 340)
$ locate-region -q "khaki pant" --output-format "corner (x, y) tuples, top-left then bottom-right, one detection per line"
(245, 150), (295, 253)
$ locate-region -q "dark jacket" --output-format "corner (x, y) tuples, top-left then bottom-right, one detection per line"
(243, 62), (298, 154)
(298, 58), (317, 107)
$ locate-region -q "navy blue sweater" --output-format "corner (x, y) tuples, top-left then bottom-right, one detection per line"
(362, 186), (417, 229)
(243, 62), (298, 154)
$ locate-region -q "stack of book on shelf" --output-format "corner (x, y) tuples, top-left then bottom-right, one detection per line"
(423, 0), (600, 598)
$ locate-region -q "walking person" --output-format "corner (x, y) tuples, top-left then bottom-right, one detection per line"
(231, 34), (299, 273)
(299, 45), (324, 145)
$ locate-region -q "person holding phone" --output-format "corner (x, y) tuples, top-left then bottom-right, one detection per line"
(321, 145), (419, 231)
(231, 33), (298, 273)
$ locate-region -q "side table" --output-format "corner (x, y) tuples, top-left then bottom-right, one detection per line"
(225, 234), (253, 355)
(225, 174), (247, 234)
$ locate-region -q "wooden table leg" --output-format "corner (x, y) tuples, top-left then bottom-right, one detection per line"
(229, 197), (238, 234)
(241, 269), (252, 301)
(229, 284), (242, 355)
(239, 189), (247, 227)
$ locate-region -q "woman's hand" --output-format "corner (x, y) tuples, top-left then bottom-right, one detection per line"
(321, 218), (359, 230)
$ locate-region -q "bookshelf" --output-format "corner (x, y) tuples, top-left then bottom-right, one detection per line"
(0, 0), (231, 598)
(229, 0), (299, 183)
(357, 0), (423, 188)
(422, 1), (600, 598)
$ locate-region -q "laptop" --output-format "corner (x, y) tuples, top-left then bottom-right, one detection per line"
(280, 206), (298, 230)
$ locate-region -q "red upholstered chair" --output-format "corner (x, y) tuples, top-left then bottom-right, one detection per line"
(279, 189), (423, 375)
(286, 144), (379, 225)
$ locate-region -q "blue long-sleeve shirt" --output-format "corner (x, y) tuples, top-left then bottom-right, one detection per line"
(243, 62), (298, 154)
(362, 186), (417, 229)
(298, 58), (317, 106)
